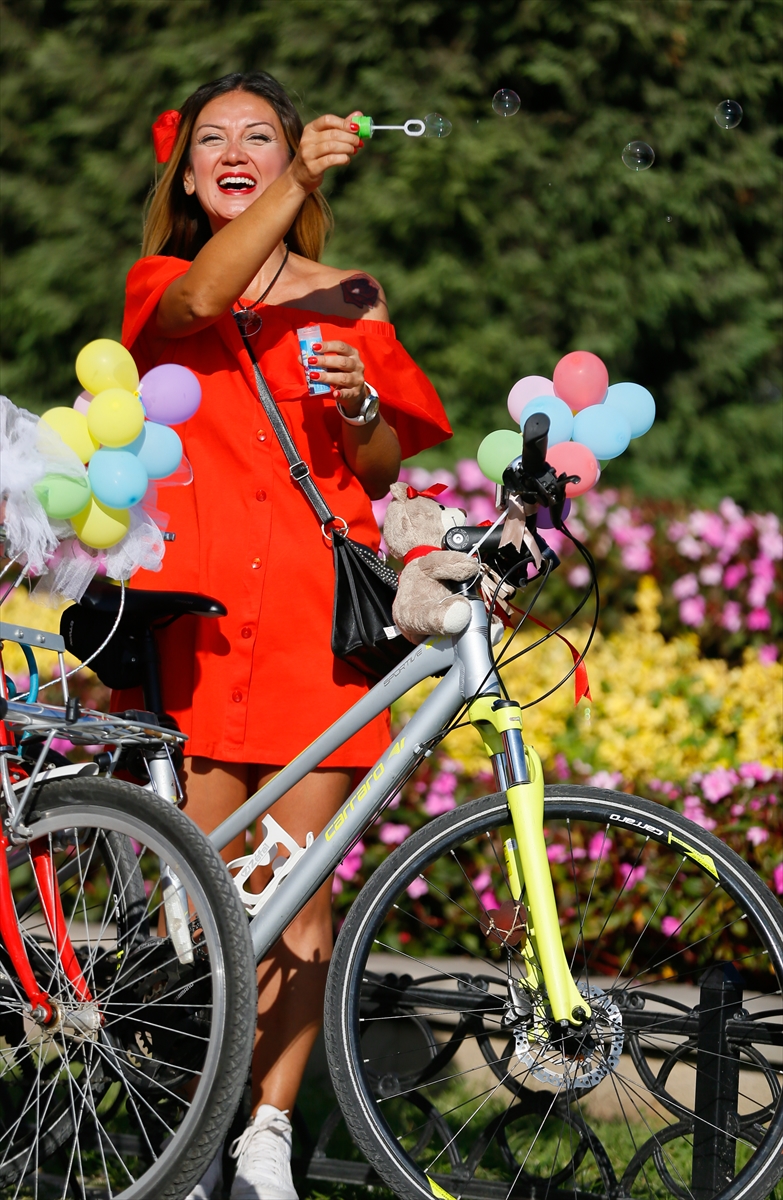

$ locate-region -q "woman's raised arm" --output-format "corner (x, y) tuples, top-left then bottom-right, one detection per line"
(156, 114), (360, 338)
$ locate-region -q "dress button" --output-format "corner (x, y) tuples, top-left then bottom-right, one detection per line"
(240, 626), (252, 639)
(256, 429), (266, 442)
(251, 557), (261, 569)
(232, 689), (243, 703)
(255, 489), (267, 502)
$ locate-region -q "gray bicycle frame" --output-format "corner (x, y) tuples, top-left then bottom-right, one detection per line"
(209, 597), (502, 960)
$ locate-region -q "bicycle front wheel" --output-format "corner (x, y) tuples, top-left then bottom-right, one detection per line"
(325, 786), (783, 1200)
(1, 776), (256, 1200)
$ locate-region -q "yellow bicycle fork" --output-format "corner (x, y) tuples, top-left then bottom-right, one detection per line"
(469, 696), (591, 1026)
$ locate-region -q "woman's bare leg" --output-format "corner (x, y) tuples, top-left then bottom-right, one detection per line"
(180, 757), (352, 1115)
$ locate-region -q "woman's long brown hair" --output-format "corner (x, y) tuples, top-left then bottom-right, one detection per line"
(142, 71), (332, 261)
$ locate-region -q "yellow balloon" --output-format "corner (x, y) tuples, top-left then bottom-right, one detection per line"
(71, 497), (130, 549)
(76, 339), (139, 396)
(87, 388), (145, 448)
(40, 408), (99, 463)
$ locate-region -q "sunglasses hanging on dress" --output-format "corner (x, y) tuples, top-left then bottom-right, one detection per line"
(232, 245), (290, 336)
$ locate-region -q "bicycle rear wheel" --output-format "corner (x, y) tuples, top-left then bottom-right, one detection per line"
(1, 776), (256, 1200)
(325, 786), (783, 1200)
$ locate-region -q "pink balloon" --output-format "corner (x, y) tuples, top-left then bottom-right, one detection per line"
(507, 375), (555, 422)
(73, 390), (93, 415)
(547, 442), (600, 497)
(553, 351), (608, 412)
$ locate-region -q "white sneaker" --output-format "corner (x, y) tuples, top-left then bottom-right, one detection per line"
(229, 1105), (298, 1200)
(185, 1148), (223, 1199)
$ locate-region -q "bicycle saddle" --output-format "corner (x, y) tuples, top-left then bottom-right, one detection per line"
(75, 578), (227, 622)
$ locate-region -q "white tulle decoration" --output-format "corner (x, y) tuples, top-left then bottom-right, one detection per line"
(30, 539), (104, 606)
(2, 395), (166, 604)
(103, 505), (165, 580)
(0, 395), (86, 576)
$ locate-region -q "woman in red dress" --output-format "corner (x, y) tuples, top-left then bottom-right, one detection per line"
(124, 72), (450, 1200)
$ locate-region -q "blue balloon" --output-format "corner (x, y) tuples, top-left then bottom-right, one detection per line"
(603, 382), (655, 438)
(519, 395), (574, 446)
(107, 428), (145, 454)
(572, 405), (631, 460)
(88, 449), (148, 509)
(135, 421), (183, 480)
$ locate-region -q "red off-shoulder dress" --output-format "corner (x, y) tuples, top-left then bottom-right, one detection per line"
(118, 255), (451, 767)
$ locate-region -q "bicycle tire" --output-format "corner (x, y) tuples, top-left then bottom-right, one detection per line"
(1, 776), (256, 1200)
(325, 786), (783, 1200)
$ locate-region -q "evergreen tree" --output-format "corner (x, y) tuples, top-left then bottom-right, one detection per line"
(1, 0), (780, 509)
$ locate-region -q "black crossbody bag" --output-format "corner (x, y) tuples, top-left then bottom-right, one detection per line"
(238, 327), (415, 682)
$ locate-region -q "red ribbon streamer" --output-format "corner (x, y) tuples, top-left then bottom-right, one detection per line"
(152, 110), (181, 163)
(501, 605), (591, 706)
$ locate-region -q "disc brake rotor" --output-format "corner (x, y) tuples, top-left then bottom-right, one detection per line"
(513, 983), (624, 1090)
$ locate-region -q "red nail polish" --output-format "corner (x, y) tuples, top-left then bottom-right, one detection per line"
(349, 122), (359, 132)
(358, 139), (364, 148)
(312, 343), (322, 352)
(332, 389), (341, 398)
(309, 371), (320, 380)
(307, 356), (318, 365)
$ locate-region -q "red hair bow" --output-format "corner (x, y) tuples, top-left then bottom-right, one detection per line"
(406, 483), (448, 501)
(152, 110), (181, 164)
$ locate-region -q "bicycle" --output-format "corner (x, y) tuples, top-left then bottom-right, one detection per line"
(2, 414), (782, 1200)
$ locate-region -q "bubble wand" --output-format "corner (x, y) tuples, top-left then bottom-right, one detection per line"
(353, 115), (450, 139)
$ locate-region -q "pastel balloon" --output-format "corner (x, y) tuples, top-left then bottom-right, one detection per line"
(603, 381), (656, 438)
(537, 498), (571, 528)
(507, 375), (555, 423)
(572, 405), (631, 460)
(477, 429), (523, 485)
(87, 388), (145, 448)
(134, 421), (183, 479)
(88, 449), (148, 509)
(519, 396), (574, 446)
(553, 351), (608, 412)
(40, 408), (99, 463)
(546, 441), (600, 497)
(71, 496), (130, 549)
(73, 390), (93, 415)
(139, 364), (202, 425)
(33, 472), (92, 519)
(111, 427), (146, 454)
(76, 339), (139, 396)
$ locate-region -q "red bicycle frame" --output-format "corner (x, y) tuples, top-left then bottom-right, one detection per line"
(1, 650), (93, 1018)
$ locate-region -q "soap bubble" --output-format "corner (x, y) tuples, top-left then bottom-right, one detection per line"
(714, 99), (743, 129)
(492, 88), (520, 117)
(622, 140), (655, 171)
(424, 112), (452, 138)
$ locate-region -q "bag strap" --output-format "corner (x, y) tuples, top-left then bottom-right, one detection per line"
(237, 322), (336, 528)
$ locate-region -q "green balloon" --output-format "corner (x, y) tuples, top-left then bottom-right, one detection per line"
(477, 430), (523, 485)
(34, 472), (91, 519)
